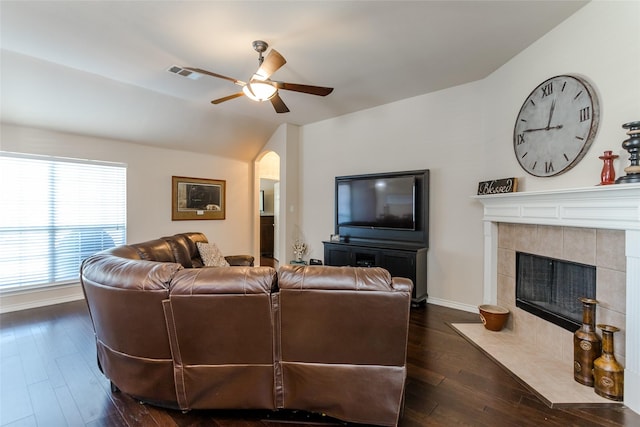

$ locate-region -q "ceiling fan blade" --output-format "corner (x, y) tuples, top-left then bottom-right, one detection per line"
(211, 92), (245, 104)
(270, 93), (290, 113)
(274, 82), (334, 96)
(255, 49), (286, 80)
(185, 67), (245, 86)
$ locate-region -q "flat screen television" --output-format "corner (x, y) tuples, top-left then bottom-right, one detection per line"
(334, 170), (429, 246)
(337, 175), (416, 230)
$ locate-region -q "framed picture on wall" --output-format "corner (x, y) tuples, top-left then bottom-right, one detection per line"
(172, 176), (226, 220)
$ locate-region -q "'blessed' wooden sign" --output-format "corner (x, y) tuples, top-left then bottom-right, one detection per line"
(477, 178), (518, 195)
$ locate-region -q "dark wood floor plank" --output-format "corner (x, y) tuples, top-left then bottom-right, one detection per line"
(0, 328), (19, 359)
(2, 300), (640, 426)
(28, 380), (69, 426)
(0, 354), (33, 425)
(1, 416), (37, 427)
(55, 351), (118, 424)
(54, 384), (89, 426)
(30, 323), (68, 389)
(15, 331), (49, 386)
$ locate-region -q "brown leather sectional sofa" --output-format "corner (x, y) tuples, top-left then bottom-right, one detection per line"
(80, 232), (413, 426)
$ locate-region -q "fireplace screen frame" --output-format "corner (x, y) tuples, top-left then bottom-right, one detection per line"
(515, 252), (596, 332)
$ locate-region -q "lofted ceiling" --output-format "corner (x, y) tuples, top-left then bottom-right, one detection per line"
(0, 1), (588, 162)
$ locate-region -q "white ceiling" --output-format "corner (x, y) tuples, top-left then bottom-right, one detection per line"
(0, 1), (588, 162)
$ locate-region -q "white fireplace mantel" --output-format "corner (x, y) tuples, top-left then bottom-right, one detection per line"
(473, 183), (640, 230)
(474, 183), (640, 414)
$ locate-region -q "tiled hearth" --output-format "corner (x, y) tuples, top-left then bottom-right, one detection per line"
(474, 184), (640, 414)
(497, 223), (626, 365)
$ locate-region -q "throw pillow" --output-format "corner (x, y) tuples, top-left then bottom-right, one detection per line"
(196, 242), (230, 267)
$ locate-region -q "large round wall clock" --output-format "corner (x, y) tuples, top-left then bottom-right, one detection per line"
(513, 74), (600, 177)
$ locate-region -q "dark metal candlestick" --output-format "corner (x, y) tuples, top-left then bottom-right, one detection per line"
(615, 121), (640, 184)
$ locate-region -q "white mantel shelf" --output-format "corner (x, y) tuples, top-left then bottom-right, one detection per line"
(472, 183), (640, 231)
(473, 183), (640, 415)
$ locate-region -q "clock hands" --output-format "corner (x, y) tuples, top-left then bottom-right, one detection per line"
(522, 98), (563, 133)
(547, 98), (556, 129)
(523, 124), (564, 133)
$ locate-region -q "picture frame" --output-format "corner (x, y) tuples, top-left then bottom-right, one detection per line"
(172, 176), (226, 220)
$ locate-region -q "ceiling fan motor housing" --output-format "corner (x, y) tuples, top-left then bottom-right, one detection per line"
(252, 40), (269, 53)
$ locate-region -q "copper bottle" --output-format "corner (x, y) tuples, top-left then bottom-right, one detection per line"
(593, 324), (624, 401)
(574, 297), (601, 386)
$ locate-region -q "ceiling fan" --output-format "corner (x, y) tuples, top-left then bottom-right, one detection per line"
(184, 40), (334, 113)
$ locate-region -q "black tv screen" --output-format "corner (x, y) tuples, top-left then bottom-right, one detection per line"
(337, 175), (416, 230)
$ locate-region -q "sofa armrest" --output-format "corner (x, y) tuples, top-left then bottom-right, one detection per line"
(224, 255), (255, 266)
(391, 276), (413, 293)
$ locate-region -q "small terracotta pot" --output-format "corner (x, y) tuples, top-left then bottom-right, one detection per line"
(478, 304), (510, 331)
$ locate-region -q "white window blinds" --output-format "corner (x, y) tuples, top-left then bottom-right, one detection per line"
(0, 152), (126, 290)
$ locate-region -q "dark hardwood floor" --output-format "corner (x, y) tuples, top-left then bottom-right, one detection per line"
(1, 300), (639, 426)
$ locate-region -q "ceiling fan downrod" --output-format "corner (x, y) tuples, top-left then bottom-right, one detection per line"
(252, 40), (268, 66)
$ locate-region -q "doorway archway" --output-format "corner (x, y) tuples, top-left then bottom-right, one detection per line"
(257, 151), (280, 267)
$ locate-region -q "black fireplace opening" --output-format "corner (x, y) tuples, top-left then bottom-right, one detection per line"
(516, 252), (596, 332)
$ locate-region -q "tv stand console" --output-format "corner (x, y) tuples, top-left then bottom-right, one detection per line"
(323, 240), (427, 305)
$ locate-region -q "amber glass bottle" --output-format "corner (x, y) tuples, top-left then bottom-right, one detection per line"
(573, 297), (601, 386)
(593, 324), (624, 401)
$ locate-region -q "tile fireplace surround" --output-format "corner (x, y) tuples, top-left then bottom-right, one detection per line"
(474, 183), (640, 414)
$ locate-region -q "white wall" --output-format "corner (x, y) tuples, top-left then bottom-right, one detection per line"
(482, 0), (640, 191)
(0, 123), (253, 311)
(298, 1), (640, 311)
(257, 123), (301, 264)
(300, 81), (486, 311)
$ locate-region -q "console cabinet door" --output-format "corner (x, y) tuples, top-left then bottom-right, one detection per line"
(324, 244), (352, 266)
(380, 250), (416, 284)
(323, 242), (427, 304)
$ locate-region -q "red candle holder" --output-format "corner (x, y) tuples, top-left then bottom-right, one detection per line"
(599, 150), (619, 185)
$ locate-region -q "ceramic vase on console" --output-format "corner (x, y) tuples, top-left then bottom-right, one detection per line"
(593, 324), (624, 401)
(574, 297), (601, 386)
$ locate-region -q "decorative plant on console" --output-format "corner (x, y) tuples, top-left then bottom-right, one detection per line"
(292, 240), (307, 262)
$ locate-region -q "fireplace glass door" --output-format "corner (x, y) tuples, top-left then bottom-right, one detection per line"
(516, 252), (596, 332)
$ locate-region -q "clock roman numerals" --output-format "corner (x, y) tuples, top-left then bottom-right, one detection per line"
(541, 82), (553, 97)
(580, 106), (591, 122)
(517, 133), (525, 145)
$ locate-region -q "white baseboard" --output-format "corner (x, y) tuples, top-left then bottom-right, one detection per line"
(0, 283), (85, 313)
(427, 296), (478, 314)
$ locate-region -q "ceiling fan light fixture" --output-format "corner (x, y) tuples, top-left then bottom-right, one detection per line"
(243, 81), (277, 102)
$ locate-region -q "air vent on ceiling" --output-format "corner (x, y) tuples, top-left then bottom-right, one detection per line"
(167, 65), (201, 80)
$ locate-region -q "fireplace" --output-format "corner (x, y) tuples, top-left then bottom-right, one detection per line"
(515, 252), (596, 332)
(474, 183), (640, 414)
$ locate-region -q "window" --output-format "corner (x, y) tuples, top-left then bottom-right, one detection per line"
(0, 152), (126, 291)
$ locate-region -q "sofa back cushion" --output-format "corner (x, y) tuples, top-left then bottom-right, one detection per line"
(278, 265), (411, 365)
(165, 266), (278, 410)
(277, 265), (413, 426)
(130, 239), (176, 263)
(279, 264), (395, 291)
(80, 254), (183, 406)
(161, 232), (208, 268)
